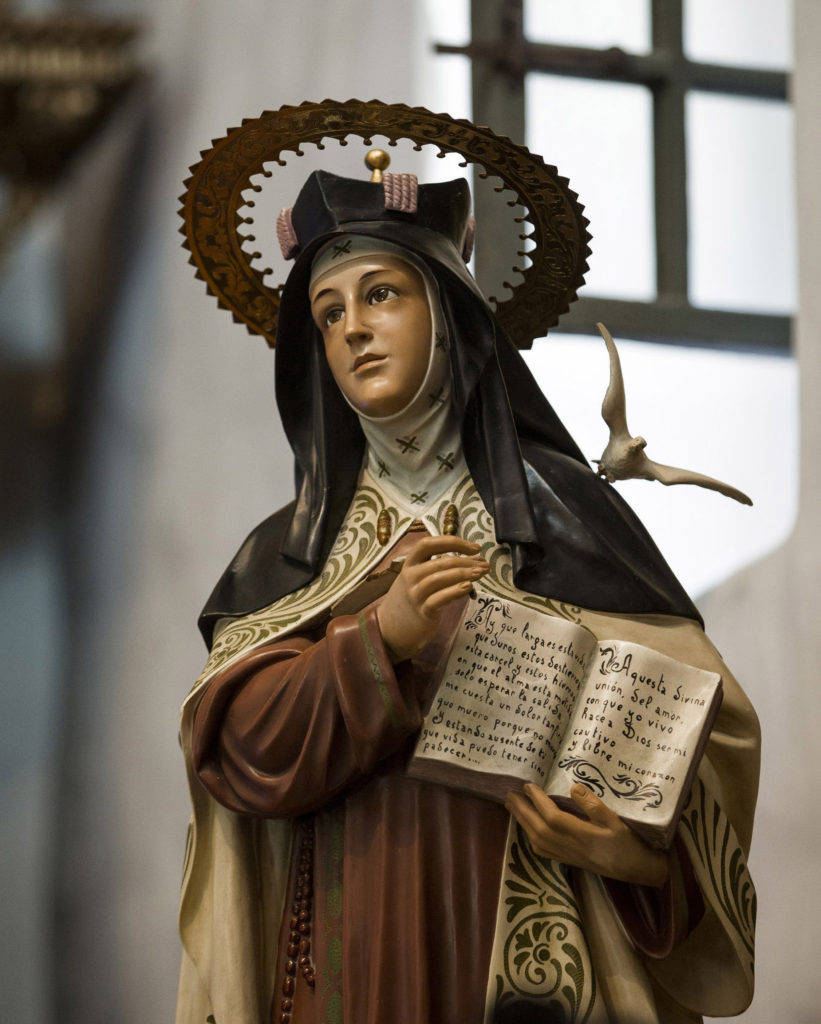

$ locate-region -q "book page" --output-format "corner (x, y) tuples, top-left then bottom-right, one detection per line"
(547, 640), (721, 830)
(412, 591), (596, 788)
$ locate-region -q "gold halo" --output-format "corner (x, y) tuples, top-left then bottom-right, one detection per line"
(180, 99), (591, 349)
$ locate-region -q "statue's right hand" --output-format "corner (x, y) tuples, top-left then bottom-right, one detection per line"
(376, 535), (488, 662)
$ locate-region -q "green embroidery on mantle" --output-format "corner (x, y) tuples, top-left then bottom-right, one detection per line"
(194, 470), (580, 692)
(493, 824), (598, 1023)
(679, 778), (756, 980)
(197, 480), (413, 684)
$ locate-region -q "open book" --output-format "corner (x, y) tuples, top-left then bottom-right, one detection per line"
(407, 590), (722, 849)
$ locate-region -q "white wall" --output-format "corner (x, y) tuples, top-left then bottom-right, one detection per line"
(698, 0), (821, 1018)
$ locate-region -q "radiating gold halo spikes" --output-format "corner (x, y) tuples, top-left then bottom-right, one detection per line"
(180, 99), (591, 349)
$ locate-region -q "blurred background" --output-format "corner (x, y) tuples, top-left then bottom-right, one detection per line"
(0, 0), (817, 1020)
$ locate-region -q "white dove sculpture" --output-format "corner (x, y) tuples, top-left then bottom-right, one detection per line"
(594, 322), (753, 506)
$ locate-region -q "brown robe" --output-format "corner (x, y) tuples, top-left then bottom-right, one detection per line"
(191, 535), (696, 1024)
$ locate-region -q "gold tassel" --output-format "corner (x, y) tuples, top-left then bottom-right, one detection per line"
(443, 503), (459, 536)
(377, 508), (392, 546)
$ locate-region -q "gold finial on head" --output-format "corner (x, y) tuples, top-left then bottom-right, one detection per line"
(365, 148), (390, 182)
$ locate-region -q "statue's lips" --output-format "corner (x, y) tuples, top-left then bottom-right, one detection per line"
(352, 354), (386, 373)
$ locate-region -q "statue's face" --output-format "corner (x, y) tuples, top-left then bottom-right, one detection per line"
(309, 255), (431, 418)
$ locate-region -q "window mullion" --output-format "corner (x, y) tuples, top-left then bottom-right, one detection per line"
(456, 0), (791, 351)
(470, 0), (526, 298)
(651, 0), (689, 306)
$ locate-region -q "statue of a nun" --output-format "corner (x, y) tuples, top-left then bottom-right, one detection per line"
(176, 102), (759, 1024)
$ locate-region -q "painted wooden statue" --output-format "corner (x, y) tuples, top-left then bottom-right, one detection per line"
(176, 101), (758, 1024)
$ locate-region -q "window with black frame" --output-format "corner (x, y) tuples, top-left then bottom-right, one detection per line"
(439, 0), (793, 352)
(433, 0), (797, 599)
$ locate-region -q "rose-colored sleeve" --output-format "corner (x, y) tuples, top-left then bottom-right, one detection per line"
(192, 605), (425, 817)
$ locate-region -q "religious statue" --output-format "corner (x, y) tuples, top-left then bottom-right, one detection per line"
(176, 101), (759, 1024)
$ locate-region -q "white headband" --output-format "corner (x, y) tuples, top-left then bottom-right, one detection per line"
(309, 235), (416, 289)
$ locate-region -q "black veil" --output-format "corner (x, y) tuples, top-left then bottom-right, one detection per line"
(199, 173), (699, 647)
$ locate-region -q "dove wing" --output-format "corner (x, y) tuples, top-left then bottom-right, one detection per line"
(597, 322), (631, 440)
(645, 458), (753, 505)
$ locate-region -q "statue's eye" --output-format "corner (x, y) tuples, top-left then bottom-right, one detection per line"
(324, 307), (344, 327)
(368, 286), (397, 305)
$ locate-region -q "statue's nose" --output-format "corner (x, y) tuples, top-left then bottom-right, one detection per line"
(345, 304), (373, 344)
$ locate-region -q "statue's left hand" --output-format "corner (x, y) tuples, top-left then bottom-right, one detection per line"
(505, 783), (669, 888)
